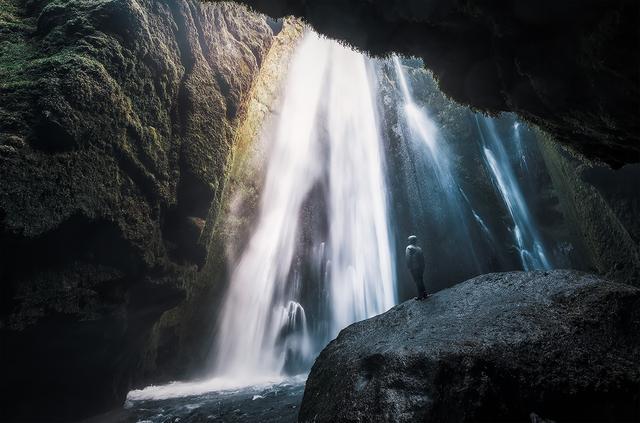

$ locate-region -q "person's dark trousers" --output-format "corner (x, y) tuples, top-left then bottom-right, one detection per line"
(411, 267), (426, 295)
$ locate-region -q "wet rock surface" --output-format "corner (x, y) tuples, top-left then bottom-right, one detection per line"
(539, 138), (640, 287)
(0, 0), (275, 420)
(300, 270), (640, 422)
(220, 0), (640, 166)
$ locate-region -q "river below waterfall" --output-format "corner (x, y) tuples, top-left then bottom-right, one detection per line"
(87, 380), (305, 423)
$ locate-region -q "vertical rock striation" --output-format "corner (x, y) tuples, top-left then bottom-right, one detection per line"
(137, 17), (305, 386)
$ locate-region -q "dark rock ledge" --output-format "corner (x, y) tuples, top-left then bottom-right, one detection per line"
(300, 270), (640, 422)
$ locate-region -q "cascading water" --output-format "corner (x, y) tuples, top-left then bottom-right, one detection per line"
(211, 32), (396, 383)
(475, 115), (552, 271)
(393, 57), (450, 190)
(458, 187), (494, 243)
(391, 57), (484, 274)
(512, 122), (529, 172)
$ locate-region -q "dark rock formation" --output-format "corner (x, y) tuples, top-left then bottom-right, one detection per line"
(217, 0), (640, 167)
(539, 137), (640, 286)
(300, 270), (640, 422)
(0, 0), (275, 420)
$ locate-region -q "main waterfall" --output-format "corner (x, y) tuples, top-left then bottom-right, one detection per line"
(211, 33), (396, 382)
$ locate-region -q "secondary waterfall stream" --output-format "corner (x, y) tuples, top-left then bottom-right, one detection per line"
(211, 32), (396, 382)
(391, 57), (484, 275)
(475, 115), (552, 270)
(390, 57), (552, 279)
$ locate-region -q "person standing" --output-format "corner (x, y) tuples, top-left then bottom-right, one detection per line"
(406, 235), (429, 300)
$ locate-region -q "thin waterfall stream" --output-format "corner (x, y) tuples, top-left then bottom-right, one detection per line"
(391, 57), (484, 275)
(474, 115), (552, 270)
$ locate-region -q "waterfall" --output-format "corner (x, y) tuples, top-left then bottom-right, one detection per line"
(512, 122), (529, 172)
(393, 57), (448, 188)
(458, 187), (494, 242)
(392, 57), (484, 273)
(475, 115), (552, 271)
(211, 32), (396, 383)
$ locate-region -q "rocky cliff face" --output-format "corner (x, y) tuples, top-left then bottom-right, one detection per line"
(300, 271), (640, 422)
(0, 0), (277, 420)
(216, 0), (640, 167)
(539, 137), (640, 286)
(137, 18), (304, 386)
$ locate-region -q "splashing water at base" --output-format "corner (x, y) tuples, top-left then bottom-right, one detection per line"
(211, 32), (396, 384)
(126, 375), (308, 402)
(125, 376), (306, 423)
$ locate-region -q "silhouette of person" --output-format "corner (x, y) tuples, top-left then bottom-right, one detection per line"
(406, 235), (428, 300)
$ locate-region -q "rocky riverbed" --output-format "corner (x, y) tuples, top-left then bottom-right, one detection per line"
(85, 378), (305, 423)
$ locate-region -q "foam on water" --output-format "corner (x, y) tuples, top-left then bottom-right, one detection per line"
(126, 375), (307, 403)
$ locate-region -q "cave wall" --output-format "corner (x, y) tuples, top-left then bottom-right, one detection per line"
(0, 0), (280, 420)
(539, 138), (640, 286)
(214, 0), (640, 168)
(136, 18), (304, 385)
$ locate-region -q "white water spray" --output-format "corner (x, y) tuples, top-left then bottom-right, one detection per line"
(393, 57), (444, 180)
(475, 115), (551, 270)
(211, 33), (396, 383)
(392, 57), (483, 272)
(512, 122), (529, 172)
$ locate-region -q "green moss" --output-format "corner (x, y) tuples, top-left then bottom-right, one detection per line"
(136, 18), (305, 382)
(0, 1), (36, 87)
(1, 0), (279, 391)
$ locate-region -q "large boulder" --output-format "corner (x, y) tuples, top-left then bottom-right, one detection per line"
(299, 270), (640, 422)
